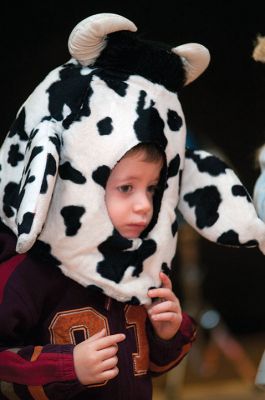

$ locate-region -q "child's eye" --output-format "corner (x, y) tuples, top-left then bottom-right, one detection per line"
(118, 185), (133, 193)
(148, 185), (159, 194)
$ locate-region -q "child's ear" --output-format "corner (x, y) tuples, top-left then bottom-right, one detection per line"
(178, 148), (265, 254)
(15, 119), (61, 253)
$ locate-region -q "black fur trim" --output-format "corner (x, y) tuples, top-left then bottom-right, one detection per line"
(94, 31), (186, 92)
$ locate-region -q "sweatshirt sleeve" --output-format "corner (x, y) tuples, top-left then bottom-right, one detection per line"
(146, 312), (196, 376)
(0, 254), (86, 399)
(0, 344), (86, 399)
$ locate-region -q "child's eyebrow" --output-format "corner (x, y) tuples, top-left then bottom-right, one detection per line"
(116, 175), (138, 181)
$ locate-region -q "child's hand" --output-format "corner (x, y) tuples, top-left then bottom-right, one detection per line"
(145, 272), (182, 340)
(73, 329), (125, 385)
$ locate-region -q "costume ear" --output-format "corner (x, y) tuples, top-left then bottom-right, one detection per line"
(15, 119), (60, 253)
(178, 148), (265, 254)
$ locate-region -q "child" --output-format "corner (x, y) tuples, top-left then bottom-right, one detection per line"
(0, 142), (193, 399)
(0, 13), (199, 400)
(73, 143), (188, 387)
(1, 12), (265, 400)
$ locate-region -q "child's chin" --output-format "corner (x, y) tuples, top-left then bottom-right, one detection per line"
(120, 228), (142, 240)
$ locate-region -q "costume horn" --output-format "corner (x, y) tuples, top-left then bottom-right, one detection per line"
(68, 13), (137, 66)
(172, 43), (210, 84)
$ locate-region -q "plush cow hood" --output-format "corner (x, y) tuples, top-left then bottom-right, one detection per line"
(1, 13), (265, 305)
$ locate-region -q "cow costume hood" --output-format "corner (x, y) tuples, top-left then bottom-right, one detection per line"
(1, 13), (265, 305)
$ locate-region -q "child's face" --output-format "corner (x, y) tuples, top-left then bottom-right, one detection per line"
(105, 152), (163, 239)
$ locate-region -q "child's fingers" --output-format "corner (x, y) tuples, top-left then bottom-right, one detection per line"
(95, 333), (126, 351)
(99, 343), (119, 361)
(87, 328), (106, 342)
(160, 272), (172, 290)
(147, 273), (174, 302)
(151, 311), (182, 323)
(148, 287), (175, 302)
(149, 299), (181, 316)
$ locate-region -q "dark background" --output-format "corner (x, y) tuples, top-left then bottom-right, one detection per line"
(1, 1), (265, 334)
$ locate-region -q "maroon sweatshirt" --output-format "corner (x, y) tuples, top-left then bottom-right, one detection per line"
(0, 224), (196, 399)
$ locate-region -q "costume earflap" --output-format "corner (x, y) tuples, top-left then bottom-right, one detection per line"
(179, 148), (265, 253)
(0, 118), (61, 253)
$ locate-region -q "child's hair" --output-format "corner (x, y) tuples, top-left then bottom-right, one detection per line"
(124, 142), (164, 164)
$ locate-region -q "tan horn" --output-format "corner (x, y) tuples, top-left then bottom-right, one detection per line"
(68, 13), (137, 66)
(172, 43), (210, 85)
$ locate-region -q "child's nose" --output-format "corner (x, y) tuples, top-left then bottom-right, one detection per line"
(133, 193), (152, 213)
